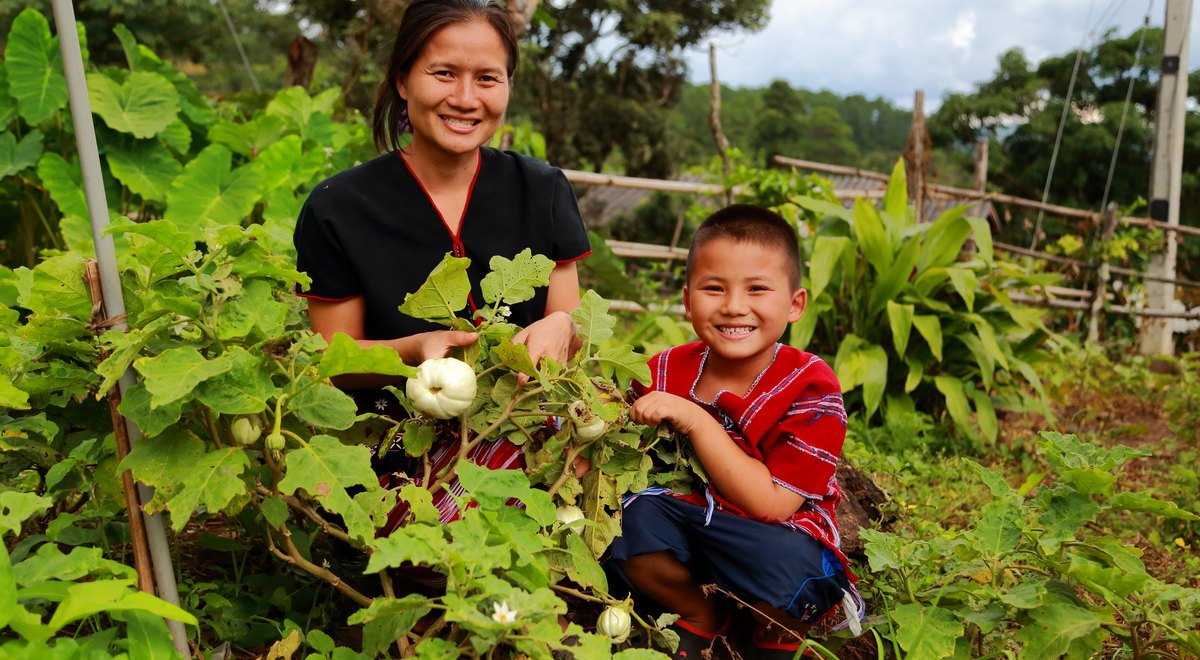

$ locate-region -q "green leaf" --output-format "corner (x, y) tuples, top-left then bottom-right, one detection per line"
(917, 205), (971, 271)
(0, 491), (52, 538)
(972, 389), (997, 443)
(105, 139), (181, 201)
(852, 197), (892, 273)
(481, 248), (555, 306)
(1038, 491), (1100, 553)
(87, 71), (179, 138)
(882, 159), (909, 226)
(0, 545), (14, 629)
(946, 267), (977, 311)
(904, 355), (924, 392)
(806, 236), (849, 302)
(48, 581), (197, 632)
(366, 525), (446, 572)
(0, 67), (16, 127)
(18, 252), (91, 319)
(969, 316), (1010, 370)
(0, 129), (43, 179)
(290, 381), (358, 430)
(251, 134), (324, 193)
(491, 340), (539, 376)
(4, 9), (67, 125)
(399, 419), (436, 457)
(1014, 603), (1107, 659)
(972, 500), (1020, 557)
(133, 347), (234, 408)
(398, 255), (472, 324)
(965, 216), (993, 263)
(886, 301), (914, 356)
(278, 435), (379, 542)
(833, 334), (867, 391)
(1107, 492), (1198, 520)
(934, 376), (973, 438)
(123, 609), (179, 660)
(592, 345), (651, 389)
(166, 144), (264, 228)
(860, 344), (888, 418)
(160, 448), (251, 531)
(194, 347), (278, 415)
(1000, 581), (1047, 609)
(868, 237), (921, 314)
(36, 151), (88, 225)
(0, 373), (29, 410)
(559, 533), (609, 592)
(117, 381), (183, 437)
(890, 603), (961, 660)
(399, 483), (441, 522)
(320, 333), (415, 379)
(457, 462), (555, 526)
(912, 315), (943, 361)
(571, 289), (615, 355)
(959, 333), (995, 391)
(347, 595), (433, 657)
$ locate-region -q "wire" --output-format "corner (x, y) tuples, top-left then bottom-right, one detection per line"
(1100, 1), (1155, 213)
(216, 0), (262, 94)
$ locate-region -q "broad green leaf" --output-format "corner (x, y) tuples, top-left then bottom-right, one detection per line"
(571, 289), (615, 354)
(398, 255), (472, 324)
(457, 462), (555, 526)
(194, 347), (278, 415)
(559, 533), (609, 592)
(971, 389), (997, 442)
(251, 134), (324, 193)
(290, 381), (358, 430)
(972, 500), (1020, 557)
(959, 333), (995, 391)
(491, 340), (539, 376)
(1000, 581), (1047, 609)
(166, 144), (264, 228)
(890, 603), (961, 660)
(0, 67), (15, 127)
(105, 139), (181, 201)
(868, 237), (921, 314)
(861, 528), (909, 572)
(278, 435), (379, 542)
(904, 355), (924, 392)
(18, 252), (91, 319)
(934, 376), (973, 438)
(117, 382), (183, 437)
(215, 279), (288, 341)
(946, 267), (977, 311)
(0, 492), (52, 538)
(969, 316), (1010, 370)
(0, 129), (43, 179)
(106, 217), (195, 260)
(399, 419), (436, 457)
(366, 524), (446, 572)
(112, 24), (142, 69)
(134, 347), (233, 408)
(852, 197), (892, 273)
(36, 151), (88, 220)
(121, 609), (178, 660)
(592, 345), (651, 389)
(399, 483), (441, 522)
(1038, 491), (1100, 553)
(95, 315), (175, 396)
(48, 581), (197, 632)
(1013, 603), (1107, 659)
(912, 315), (942, 361)
(806, 236), (849, 301)
(0, 545), (14, 629)
(860, 344), (888, 418)
(1067, 553), (1150, 599)
(0, 374), (29, 410)
(4, 9), (67, 125)
(347, 595), (433, 657)
(833, 334), (867, 391)
(886, 301), (913, 355)
(319, 333), (415, 379)
(265, 86), (339, 133)
(965, 216), (993, 263)
(882, 158), (909, 229)
(156, 447), (250, 531)
(1107, 492), (1198, 520)
(481, 248), (555, 306)
(159, 117), (191, 155)
(917, 205), (972, 270)
(87, 71), (179, 138)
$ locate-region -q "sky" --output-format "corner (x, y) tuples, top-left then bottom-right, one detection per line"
(682, 0), (1200, 110)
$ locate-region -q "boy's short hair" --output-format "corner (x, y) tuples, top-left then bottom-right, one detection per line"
(685, 204), (802, 289)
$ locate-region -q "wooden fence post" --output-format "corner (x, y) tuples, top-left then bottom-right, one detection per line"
(904, 90), (929, 221)
(1087, 204), (1120, 344)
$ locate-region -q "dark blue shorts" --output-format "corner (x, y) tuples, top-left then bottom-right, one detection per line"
(609, 494), (849, 623)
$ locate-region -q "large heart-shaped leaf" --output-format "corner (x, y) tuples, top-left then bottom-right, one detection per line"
(87, 71), (179, 138)
(0, 130), (43, 179)
(166, 144), (264, 228)
(4, 9), (67, 125)
(105, 139), (181, 201)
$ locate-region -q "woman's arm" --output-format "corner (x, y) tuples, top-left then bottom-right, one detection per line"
(630, 391), (806, 522)
(307, 296), (477, 388)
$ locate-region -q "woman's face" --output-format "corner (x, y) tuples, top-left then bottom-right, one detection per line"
(398, 19), (511, 162)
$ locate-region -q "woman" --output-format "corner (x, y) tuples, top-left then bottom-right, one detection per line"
(294, 0), (590, 531)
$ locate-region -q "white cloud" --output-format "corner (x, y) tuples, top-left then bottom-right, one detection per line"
(946, 10), (977, 57)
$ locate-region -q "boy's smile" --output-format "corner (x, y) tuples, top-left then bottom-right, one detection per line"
(685, 237), (807, 380)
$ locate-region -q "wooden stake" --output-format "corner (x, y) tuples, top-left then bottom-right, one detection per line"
(708, 43), (732, 202)
(83, 260), (155, 595)
(904, 90), (929, 221)
(1088, 203), (1121, 344)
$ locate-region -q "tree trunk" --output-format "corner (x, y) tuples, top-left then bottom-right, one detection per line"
(834, 462), (891, 557)
(505, 0), (540, 37)
(283, 36), (319, 89)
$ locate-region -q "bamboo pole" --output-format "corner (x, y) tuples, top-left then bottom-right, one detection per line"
(50, 1), (189, 654)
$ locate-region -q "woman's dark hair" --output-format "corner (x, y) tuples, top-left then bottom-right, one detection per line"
(372, 0), (519, 153)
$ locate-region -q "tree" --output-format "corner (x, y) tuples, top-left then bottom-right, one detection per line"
(509, 0), (771, 177)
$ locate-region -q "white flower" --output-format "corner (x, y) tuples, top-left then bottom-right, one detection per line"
(374, 399), (389, 411)
(497, 305), (512, 319)
(491, 601), (518, 624)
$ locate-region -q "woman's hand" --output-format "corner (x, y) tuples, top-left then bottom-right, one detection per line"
(629, 391), (706, 435)
(513, 310), (577, 368)
(402, 330), (479, 364)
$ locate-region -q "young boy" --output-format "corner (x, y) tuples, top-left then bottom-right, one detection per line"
(612, 204), (859, 659)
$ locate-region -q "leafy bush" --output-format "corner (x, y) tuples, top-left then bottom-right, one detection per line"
(862, 431), (1200, 659)
(785, 161), (1058, 443)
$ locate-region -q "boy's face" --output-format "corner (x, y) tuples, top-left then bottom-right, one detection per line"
(684, 237), (807, 372)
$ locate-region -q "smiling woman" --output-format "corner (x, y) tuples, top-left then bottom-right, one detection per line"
(292, 0), (591, 532)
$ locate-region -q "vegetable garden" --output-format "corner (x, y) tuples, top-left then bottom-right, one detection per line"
(1, 8), (1199, 660)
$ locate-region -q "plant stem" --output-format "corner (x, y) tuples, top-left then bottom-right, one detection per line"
(547, 442), (591, 497)
(255, 483), (359, 548)
(263, 519), (372, 607)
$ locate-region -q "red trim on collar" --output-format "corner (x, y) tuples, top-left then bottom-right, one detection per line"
(296, 291), (358, 302)
(555, 250), (592, 265)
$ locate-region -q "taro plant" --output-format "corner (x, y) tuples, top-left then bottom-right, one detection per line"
(785, 160), (1059, 443)
(861, 431), (1200, 660)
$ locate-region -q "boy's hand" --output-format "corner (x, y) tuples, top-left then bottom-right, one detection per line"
(630, 392), (704, 434)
